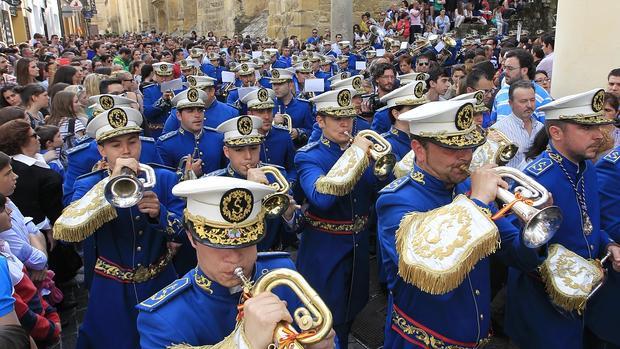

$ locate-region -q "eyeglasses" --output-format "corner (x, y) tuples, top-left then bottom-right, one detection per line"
(503, 65), (520, 71)
(534, 78), (550, 84)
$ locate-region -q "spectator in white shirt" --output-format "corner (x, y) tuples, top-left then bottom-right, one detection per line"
(492, 80), (544, 168)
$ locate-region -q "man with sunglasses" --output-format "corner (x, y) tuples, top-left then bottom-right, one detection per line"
(415, 54), (431, 73)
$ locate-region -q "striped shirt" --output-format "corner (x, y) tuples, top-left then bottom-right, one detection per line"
(490, 81), (553, 125)
(491, 113), (545, 169)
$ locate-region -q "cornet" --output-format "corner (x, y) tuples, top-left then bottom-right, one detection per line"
(104, 164), (157, 208)
(257, 166), (291, 218)
(344, 130), (396, 181)
(273, 106), (293, 133)
(461, 165), (562, 248)
(177, 145), (201, 181)
(234, 267), (333, 349)
(469, 128), (519, 171)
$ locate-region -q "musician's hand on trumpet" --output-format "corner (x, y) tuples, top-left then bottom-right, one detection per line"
(273, 113), (286, 126)
(243, 292), (294, 349)
(137, 190), (161, 219)
(468, 164), (509, 205)
(282, 194), (301, 221)
(188, 157), (203, 178)
(606, 244), (620, 272)
(350, 133), (373, 154)
(111, 157), (140, 178)
(247, 167), (270, 186)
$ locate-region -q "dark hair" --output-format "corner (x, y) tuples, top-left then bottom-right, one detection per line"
(99, 54), (112, 64)
(531, 45), (545, 60)
(398, 55), (412, 65)
(604, 92), (619, 111)
(15, 57), (36, 86)
(451, 65), (466, 75)
(0, 324), (29, 349)
(0, 151), (10, 171)
(94, 67), (112, 75)
(140, 64), (153, 80)
(609, 68), (620, 80)
(535, 70), (548, 78)
(47, 91), (77, 125)
(508, 79), (535, 101)
(464, 69), (488, 92)
(371, 62), (395, 83)
(51, 65), (78, 86)
(47, 82), (69, 103)
(472, 60), (495, 80)
(428, 66), (449, 83)
(0, 119), (33, 155)
(0, 84), (19, 108)
(130, 60), (143, 75)
(119, 47), (131, 55)
(16, 83), (46, 107)
(99, 78), (123, 94)
(91, 41), (103, 51)
(36, 125), (60, 149)
(505, 48), (535, 80)
(542, 33), (555, 50)
(0, 106), (26, 125)
(524, 128), (549, 161)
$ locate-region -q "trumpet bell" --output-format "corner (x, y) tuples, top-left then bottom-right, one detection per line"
(105, 175), (144, 208)
(374, 153), (397, 181)
(497, 143), (519, 164)
(521, 205), (563, 248)
(263, 193), (290, 218)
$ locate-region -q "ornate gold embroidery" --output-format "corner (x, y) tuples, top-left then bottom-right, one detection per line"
(225, 136), (264, 147)
(412, 205), (472, 259)
(548, 152), (563, 163)
(220, 188), (254, 223)
(317, 106), (357, 117)
(395, 97), (427, 107)
(186, 209), (266, 246)
(431, 128), (485, 148)
(409, 171), (425, 184)
(194, 269), (214, 294)
(455, 103), (474, 130)
(98, 126), (143, 142)
(107, 108), (129, 128)
(236, 116), (253, 135)
(337, 89), (352, 107)
(304, 213), (368, 233)
(94, 249), (174, 283)
(592, 89), (605, 112)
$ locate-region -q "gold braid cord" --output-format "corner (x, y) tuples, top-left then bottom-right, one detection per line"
(538, 244), (604, 313)
(167, 322), (251, 349)
(315, 144), (370, 196)
(53, 177), (118, 242)
(395, 195), (499, 295)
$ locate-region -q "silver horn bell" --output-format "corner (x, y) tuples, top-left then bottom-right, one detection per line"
(104, 164), (157, 208)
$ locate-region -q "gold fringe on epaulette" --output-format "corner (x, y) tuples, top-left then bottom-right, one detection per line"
(538, 259), (596, 314)
(167, 322), (245, 349)
(53, 179), (118, 242)
(315, 146), (370, 196)
(395, 212), (500, 295)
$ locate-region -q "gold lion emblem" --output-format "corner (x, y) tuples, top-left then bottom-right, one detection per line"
(257, 88), (269, 102)
(237, 116), (253, 135)
(180, 60), (188, 67)
(271, 69), (280, 79)
(455, 103), (474, 130)
(592, 89), (605, 113)
(187, 88), (199, 103)
(341, 72), (349, 79)
(352, 77), (362, 90)
(303, 61), (310, 70)
(107, 108), (128, 129)
(414, 82), (425, 98)
(187, 76), (197, 87)
(337, 89), (352, 107)
(99, 95), (114, 110)
(416, 74), (426, 81)
(220, 188), (254, 223)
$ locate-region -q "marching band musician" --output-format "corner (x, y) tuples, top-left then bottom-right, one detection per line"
(271, 67), (315, 147)
(162, 75), (239, 133)
(227, 62), (259, 113)
(241, 86), (297, 185)
(143, 62), (178, 138)
(295, 88), (389, 348)
(53, 106), (185, 349)
(587, 140), (620, 347)
(205, 115), (301, 252)
(62, 94), (162, 207)
(375, 100), (541, 349)
(156, 88), (225, 179)
(293, 61), (318, 100)
(202, 52), (226, 85)
(178, 58), (200, 78)
(136, 176), (336, 349)
(505, 89), (620, 349)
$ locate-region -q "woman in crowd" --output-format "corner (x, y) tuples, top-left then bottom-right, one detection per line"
(595, 93), (620, 162)
(396, 11), (411, 42)
(63, 85), (89, 126)
(50, 65), (80, 86)
(0, 119), (63, 241)
(534, 70), (551, 94)
(14, 58), (39, 87)
(0, 107), (26, 125)
(45, 91), (85, 151)
(17, 83), (48, 129)
(434, 8), (451, 34)
(0, 84), (21, 108)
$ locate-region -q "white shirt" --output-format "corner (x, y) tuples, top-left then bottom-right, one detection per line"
(491, 113), (545, 169)
(12, 153), (50, 169)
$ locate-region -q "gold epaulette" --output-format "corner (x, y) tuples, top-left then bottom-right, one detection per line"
(316, 144), (369, 196)
(393, 150), (415, 179)
(167, 321), (249, 349)
(53, 177), (117, 242)
(396, 195), (499, 295)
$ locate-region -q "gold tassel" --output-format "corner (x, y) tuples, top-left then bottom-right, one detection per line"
(53, 179), (118, 242)
(395, 212), (500, 295)
(167, 322), (246, 349)
(316, 145), (370, 196)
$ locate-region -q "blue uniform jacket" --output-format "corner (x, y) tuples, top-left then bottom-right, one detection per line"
(156, 127), (225, 177)
(72, 166), (184, 349)
(162, 99), (239, 133)
(371, 108), (391, 135)
(62, 137), (163, 206)
(274, 97), (314, 144)
(226, 88), (248, 115)
(136, 253), (302, 348)
(273, 56), (292, 68)
(294, 136), (385, 326)
(308, 116), (370, 144)
(205, 164), (301, 251)
(262, 125), (297, 185)
(585, 147), (620, 345)
(143, 84), (175, 138)
(376, 164), (540, 348)
(381, 126), (410, 161)
(505, 144), (613, 349)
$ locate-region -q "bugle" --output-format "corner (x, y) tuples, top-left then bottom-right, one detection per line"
(104, 164), (157, 208)
(345, 130), (396, 180)
(257, 165), (291, 218)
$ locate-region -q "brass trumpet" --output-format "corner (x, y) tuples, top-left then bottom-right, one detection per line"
(104, 164), (157, 208)
(273, 107), (293, 133)
(258, 166), (291, 218)
(461, 165), (562, 248)
(469, 128), (519, 171)
(177, 146), (201, 181)
(234, 267), (333, 348)
(345, 130), (397, 181)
